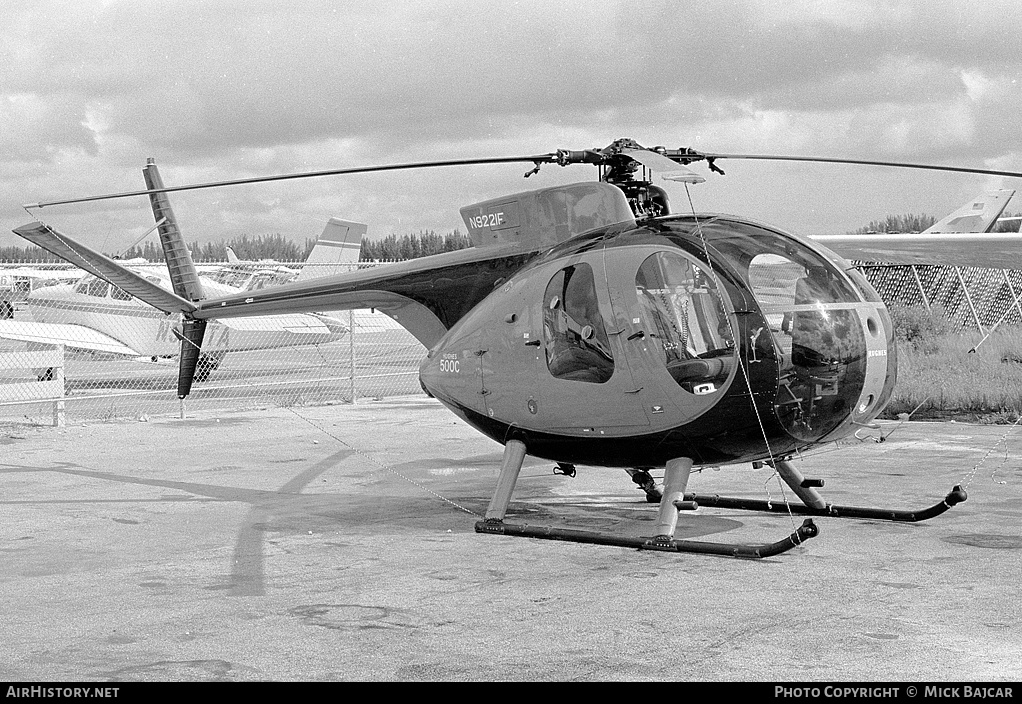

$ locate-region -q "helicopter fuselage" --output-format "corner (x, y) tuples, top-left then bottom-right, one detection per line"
(419, 214), (896, 468)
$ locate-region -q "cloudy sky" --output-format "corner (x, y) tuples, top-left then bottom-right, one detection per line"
(1, 0), (1021, 253)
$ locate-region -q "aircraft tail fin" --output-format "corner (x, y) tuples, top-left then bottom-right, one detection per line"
(922, 189), (1015, 234)
(295, 218), (366, 282)
(226, 246), (240, 264)
(143, 159), (206, 302)
(143, 159), (211, 398)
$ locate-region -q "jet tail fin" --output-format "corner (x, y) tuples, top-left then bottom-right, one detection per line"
(922, 189), (1015, 234)
(295, 218), (366, 282)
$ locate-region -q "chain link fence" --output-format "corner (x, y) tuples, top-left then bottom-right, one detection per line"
(1, 260), (1018, 427)
(0, 261), (423, 426)
(861, 264), (1022, 331)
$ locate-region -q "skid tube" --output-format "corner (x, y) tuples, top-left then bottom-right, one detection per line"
(682, 485), (968, 522)
(475, 518), (819, 559)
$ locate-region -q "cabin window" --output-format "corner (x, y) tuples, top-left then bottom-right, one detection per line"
(542, 263), (614, 383)
(635, 251), (734, 390)
(248, 274), (272, 290)
(207, 269), (251, 288)
(77, 277), (110, 298)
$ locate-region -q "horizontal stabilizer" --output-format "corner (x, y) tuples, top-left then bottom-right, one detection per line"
(12, 222), (197, 316)
(0, 321), (139, 356)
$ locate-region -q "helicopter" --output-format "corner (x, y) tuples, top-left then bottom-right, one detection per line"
(15, 137), (1022, 559)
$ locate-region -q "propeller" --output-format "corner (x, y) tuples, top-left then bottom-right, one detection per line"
(22, 139), (1022, 209)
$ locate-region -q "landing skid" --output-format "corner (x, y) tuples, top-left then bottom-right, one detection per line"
(684, 458), (968, 523)
(477, 440), (819, 558)
(475, 518), (819, 559)
(684, 485), (967, 522)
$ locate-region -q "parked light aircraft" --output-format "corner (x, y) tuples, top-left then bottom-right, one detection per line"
(813, 189), (1017, 266)
(16, 139), (1022, 557)
(1, 165), (369, 380)
(207, 216), (364, 291)
(0, 265), (85, 318)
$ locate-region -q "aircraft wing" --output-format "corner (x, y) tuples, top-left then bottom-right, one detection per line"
(217, 314), (343, 335)
(811, 189), (1021, 268)
(0, 321), (139, 356)
(12, 222), (197, 315)
(811, 232), (1022, 268)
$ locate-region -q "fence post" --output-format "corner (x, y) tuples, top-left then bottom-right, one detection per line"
(349, 309), (357, 404)
(911, 266), (931, 311)
(954, 267), (985, 334)
(52, 344), (65, 428)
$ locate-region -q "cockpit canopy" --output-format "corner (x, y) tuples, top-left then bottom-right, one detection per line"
(652, 216), (880, 440)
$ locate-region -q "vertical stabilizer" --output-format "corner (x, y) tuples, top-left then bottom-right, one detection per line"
(922, 189), (1015, 234)
(174, 319), (208, 399)
(143, 159), (206, 302)
(295, 218), (366, 282)
(143, 158), (209, 398)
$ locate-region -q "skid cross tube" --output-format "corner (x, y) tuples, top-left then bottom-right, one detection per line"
(475, 518), (819, 559)
(682, 485), (967, 522)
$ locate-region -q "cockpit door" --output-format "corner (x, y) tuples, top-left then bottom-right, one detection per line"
(522, 247), (651, 434)
(604, 245), (740, 429)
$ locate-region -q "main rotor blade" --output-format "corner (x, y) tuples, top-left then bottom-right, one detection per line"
(695, 152), (1022, 179)
(23, 154), (560, 209)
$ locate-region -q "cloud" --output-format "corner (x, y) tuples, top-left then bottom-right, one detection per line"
(2, 0), (1022, 247)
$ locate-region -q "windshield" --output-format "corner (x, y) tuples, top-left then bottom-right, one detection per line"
(663, 217), (869, 440)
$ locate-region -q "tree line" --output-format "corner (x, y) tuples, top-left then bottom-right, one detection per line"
(0, 229), (472, 263)
(4, 214), (1019, 263)
(853, 212), (1021, 234)
(359, 230), (471, 260)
